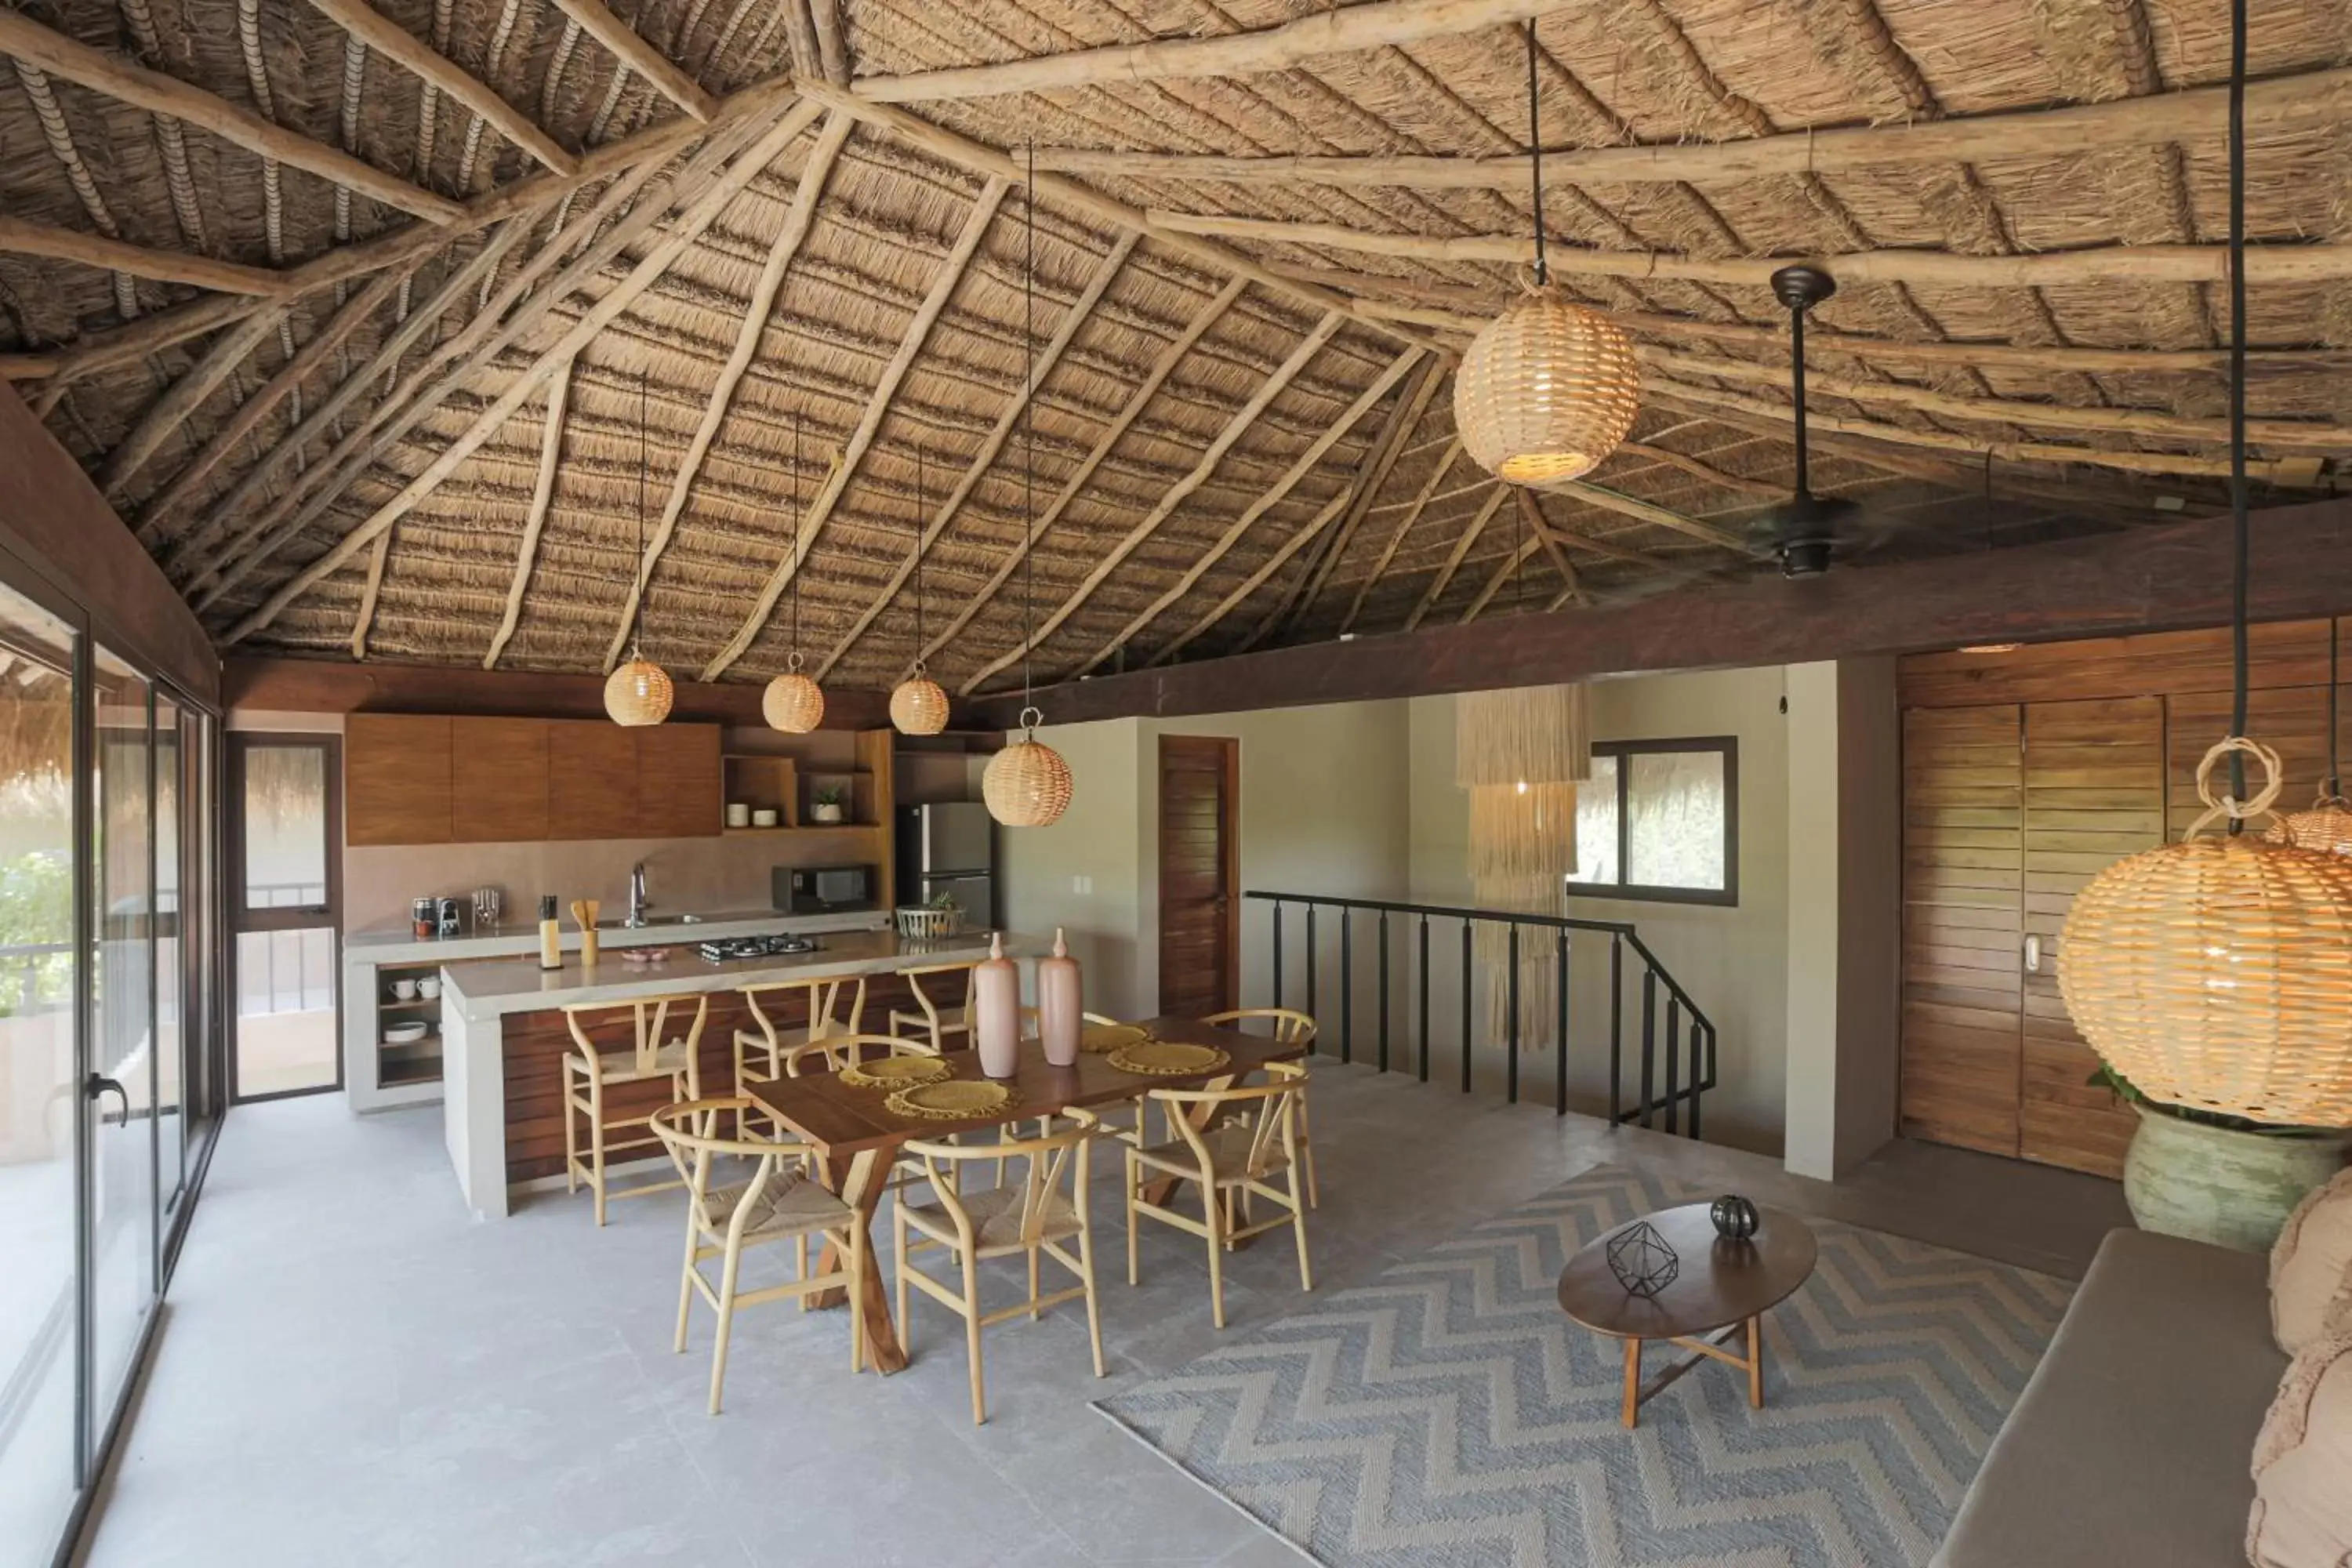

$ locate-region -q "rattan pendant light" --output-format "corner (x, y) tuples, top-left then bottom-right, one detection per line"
(2056, 0), (2352, 1129)
(604, 372), (673, 727)
(890, 445), (949, 735)
(1452, 22), (1638, 485)
(982, 147), (1073, 829)
(2269, 621), (2352, 855)
(762, 413), (824, 734)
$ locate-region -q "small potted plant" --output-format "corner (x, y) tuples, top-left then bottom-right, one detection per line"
(2090, 1064), (2349, 1252)
(808, 784), (848, 825)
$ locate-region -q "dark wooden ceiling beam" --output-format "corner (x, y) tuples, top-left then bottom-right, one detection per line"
(964, 496), (2352, 728)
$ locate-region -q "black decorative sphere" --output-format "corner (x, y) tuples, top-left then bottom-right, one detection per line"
(1710, 1194), (1760, 1240)
(1604, 1220), (1679, 1298)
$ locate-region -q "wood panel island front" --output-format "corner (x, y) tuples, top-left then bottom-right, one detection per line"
(439, 927), (1020, 1220)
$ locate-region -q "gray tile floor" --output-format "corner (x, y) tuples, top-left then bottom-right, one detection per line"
(79, 1063), (2129, 1568)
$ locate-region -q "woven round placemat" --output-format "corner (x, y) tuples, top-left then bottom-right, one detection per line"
(884, 1079), (1013, 1120)
(1107, 1040), (1230, 1076)
(1080, 1022), (1152, 1054)
(837, 1055), (951, 1091)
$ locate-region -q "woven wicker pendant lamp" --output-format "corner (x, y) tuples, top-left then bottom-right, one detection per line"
(2269, 620), (2352, 855)
(1453, 24), (1637, 485)
(763, 413), (824, 735)
(982, 145), (1073, 828)
(2056, 1), (2352, 1130)
(890, 445), (949, 735)
(604, 372), (673, 727)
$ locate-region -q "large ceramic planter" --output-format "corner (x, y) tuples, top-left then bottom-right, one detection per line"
(2122, 1104), (2348, 1253)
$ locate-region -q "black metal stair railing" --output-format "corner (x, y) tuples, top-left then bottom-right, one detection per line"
(1247, 891), (1717, 1138)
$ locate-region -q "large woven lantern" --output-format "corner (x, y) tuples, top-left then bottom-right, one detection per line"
(604, 657), (672, 727)
(2058, 738), (2352, 1127)
(983, 706), (1072, 828)
(890, 665), (949, 735)
(2270, 792), (2352, 856)
(763, 654), (824, 734)
(1454, 288), (1639, 485)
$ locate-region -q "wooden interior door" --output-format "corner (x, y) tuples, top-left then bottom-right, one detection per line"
(2020, 698), (2160, 1176)
(1899, 705), (2024, 1156)
(1157, 735), (1239, 1018)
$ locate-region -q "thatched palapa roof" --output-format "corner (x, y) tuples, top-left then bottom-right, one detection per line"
(0, 0), (2347, 699)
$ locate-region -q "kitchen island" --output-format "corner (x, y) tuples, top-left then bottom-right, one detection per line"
(438, 927), (1021, 1219)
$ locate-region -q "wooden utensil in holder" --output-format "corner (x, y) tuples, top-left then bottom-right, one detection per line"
(572, 899), (601, 965)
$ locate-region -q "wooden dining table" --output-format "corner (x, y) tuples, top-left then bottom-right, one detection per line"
(744, 1015), (1306, 1374)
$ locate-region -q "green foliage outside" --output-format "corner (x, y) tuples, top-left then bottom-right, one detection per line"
(0, 848), (72, 1015)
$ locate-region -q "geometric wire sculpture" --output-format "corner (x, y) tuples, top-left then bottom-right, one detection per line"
(1606, 1219), (1679, 1298)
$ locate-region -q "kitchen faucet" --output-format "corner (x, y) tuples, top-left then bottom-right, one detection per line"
(624, 862), (650, 927)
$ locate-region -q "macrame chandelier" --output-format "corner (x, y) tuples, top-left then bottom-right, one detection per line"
(2056, 0), (2352, 1130)
(1453, 22), (1638, 485)
(604, 372), (673, 728)
(982, 145), (1073, 828)
(2268, 620), (2352, 855)
(763, 412), (824, 735)
(1458, 684), (1588, 1051)
(890, 444), (949, 736)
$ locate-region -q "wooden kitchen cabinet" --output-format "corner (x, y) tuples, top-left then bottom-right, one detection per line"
(450, 717), (550, 842)
(637, 724), (720, 837)
(547, 720), (641, 840)
(345, 713), (452, 846)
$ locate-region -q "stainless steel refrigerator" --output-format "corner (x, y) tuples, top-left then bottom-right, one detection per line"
(897, 802), (995, 927)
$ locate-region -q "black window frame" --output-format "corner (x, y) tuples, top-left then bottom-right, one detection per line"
(1568, 737), (1740, 908)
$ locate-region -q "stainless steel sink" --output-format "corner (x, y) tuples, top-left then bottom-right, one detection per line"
(600, 913), (706, 928)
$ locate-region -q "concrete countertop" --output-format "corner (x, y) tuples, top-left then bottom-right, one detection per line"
(439, 927), (1031, 1022)
(345, 907), (887, 966)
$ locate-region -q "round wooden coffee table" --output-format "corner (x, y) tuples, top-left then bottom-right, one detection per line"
(1555, 1203), (1818, 1428)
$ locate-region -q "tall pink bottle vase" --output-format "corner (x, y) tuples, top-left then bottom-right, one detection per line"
(1039, 927), (1083, 1067)
(973, 932), (1022, 1079)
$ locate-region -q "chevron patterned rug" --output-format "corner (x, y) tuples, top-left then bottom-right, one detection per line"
(1097, 1163), (2074, 1567)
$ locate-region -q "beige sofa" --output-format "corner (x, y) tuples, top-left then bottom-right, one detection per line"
(1933, 1229), (2286, 1568)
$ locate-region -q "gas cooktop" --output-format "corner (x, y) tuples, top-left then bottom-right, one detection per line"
(698, 934), (822, 964)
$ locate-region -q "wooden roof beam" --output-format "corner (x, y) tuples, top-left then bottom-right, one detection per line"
(485, 357), (575, 669)
(99, 307), (286, 503)
(1540, 479), (1747, 553)
(0, 8), (462, 223)
(697, 175), (1013, 682)
(815, 230), (1143, 684)
(1343, 436), (1460, 633)
(350, 528), (393, 659)
(604, 111), (855, 673)
(1072, 344), (1425, 679)
(1281, 355), (1446, 636)
(547, 0), (720, 121)
(1029, 67), (2352, 190)
(0, 215), (288, 295)
(1462, 534), (1552, 622)
(1159, 487), (1357, 665)
(307, 0), (576, 174)
(957, 310), (1345, 696)
(1404, 483), (1508, 632)
(911, 275), (1249, 684)
(217, 111), (818, 644)
(1606, 440), (1786, 500)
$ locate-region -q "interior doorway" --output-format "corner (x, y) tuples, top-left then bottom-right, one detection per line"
(227, 735), (341, 1101)
(1157, 735), (1240, 1018)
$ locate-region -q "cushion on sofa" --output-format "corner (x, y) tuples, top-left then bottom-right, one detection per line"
(2270, 1168), (2352, 1355)
(2247, 1330), (2352, 1568)
(1931, 1228), (2285, 1568)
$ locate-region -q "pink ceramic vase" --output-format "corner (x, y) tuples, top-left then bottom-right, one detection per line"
(1039, 927), (1083, 1067)
(973, 931), (1022, 1078)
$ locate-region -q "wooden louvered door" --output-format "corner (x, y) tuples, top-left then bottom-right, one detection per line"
(1157, 735), (1240, 1018)
(2020, 699), (2161, 1177)
(1900, 706), (2025, 1156)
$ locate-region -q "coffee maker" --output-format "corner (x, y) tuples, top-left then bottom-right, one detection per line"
(435, 896), (464, 938)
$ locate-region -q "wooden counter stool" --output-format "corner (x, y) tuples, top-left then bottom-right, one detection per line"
(890, 960), (979, 1053)
(894, 1108), (1107, 1425)
(649, 1098), (867, 1414)
(735, 977), (866, 1135)
(1201, 1009), (1319, 1207)
(561, 992), (709, 1225)
(1126, 1062), (1312, 1329)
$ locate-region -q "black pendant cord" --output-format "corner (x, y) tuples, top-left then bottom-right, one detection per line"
(1790, 297), (1810, 499)
(1022, 140), (1037, 716)
(913, 445), (925, 665)
(789, 413), (802, 665)
(1525, 21), (1545, 289)
(2226, 0), (2249, 829)
(633, 371), (648, 657)
(2330, 620), (2342, 800)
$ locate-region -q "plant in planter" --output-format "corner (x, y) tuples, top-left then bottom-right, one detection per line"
(808, 785), (848, 825)
(2089, 1065), (2349, 1253)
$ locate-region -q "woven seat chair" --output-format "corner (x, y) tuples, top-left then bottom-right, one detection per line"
(1200, 1007), (1321, 1207)
(733, 976), (866, 1135)
(560, 991), (708, 1225)
(648, 1098), (866, 1414)
(1126, 1061), (1312, 1329)
(894, 1107), (1107, 1425)
(889, 960), (979, 1053)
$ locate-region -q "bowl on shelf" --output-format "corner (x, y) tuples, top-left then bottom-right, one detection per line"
(619, 946), (673, 965)
(383, 1020), (430, 1046)
(751, 808), (780, 828)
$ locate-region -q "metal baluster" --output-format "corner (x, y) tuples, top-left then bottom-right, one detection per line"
(1339, 909), (1353, 1065)
(1305, 904), (1317, 1026)
(1505, 923), (1520, 1105)
(1417, 915), (1430, 1083)
(1639, 968), (1657, 1129)
(1664, 994), (1682, 1135)
(1608, 933), (1623, 1124)
(1459, 919), (1472, 1094)
(1687, 1015), (1704, 1141)
(1377, 909), (1390, 1073)
(1271, 899), (1283, 1009)
(1555, 929), (1569, 1116)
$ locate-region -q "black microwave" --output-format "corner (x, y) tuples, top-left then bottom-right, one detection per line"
(775, 864), (877, 913)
